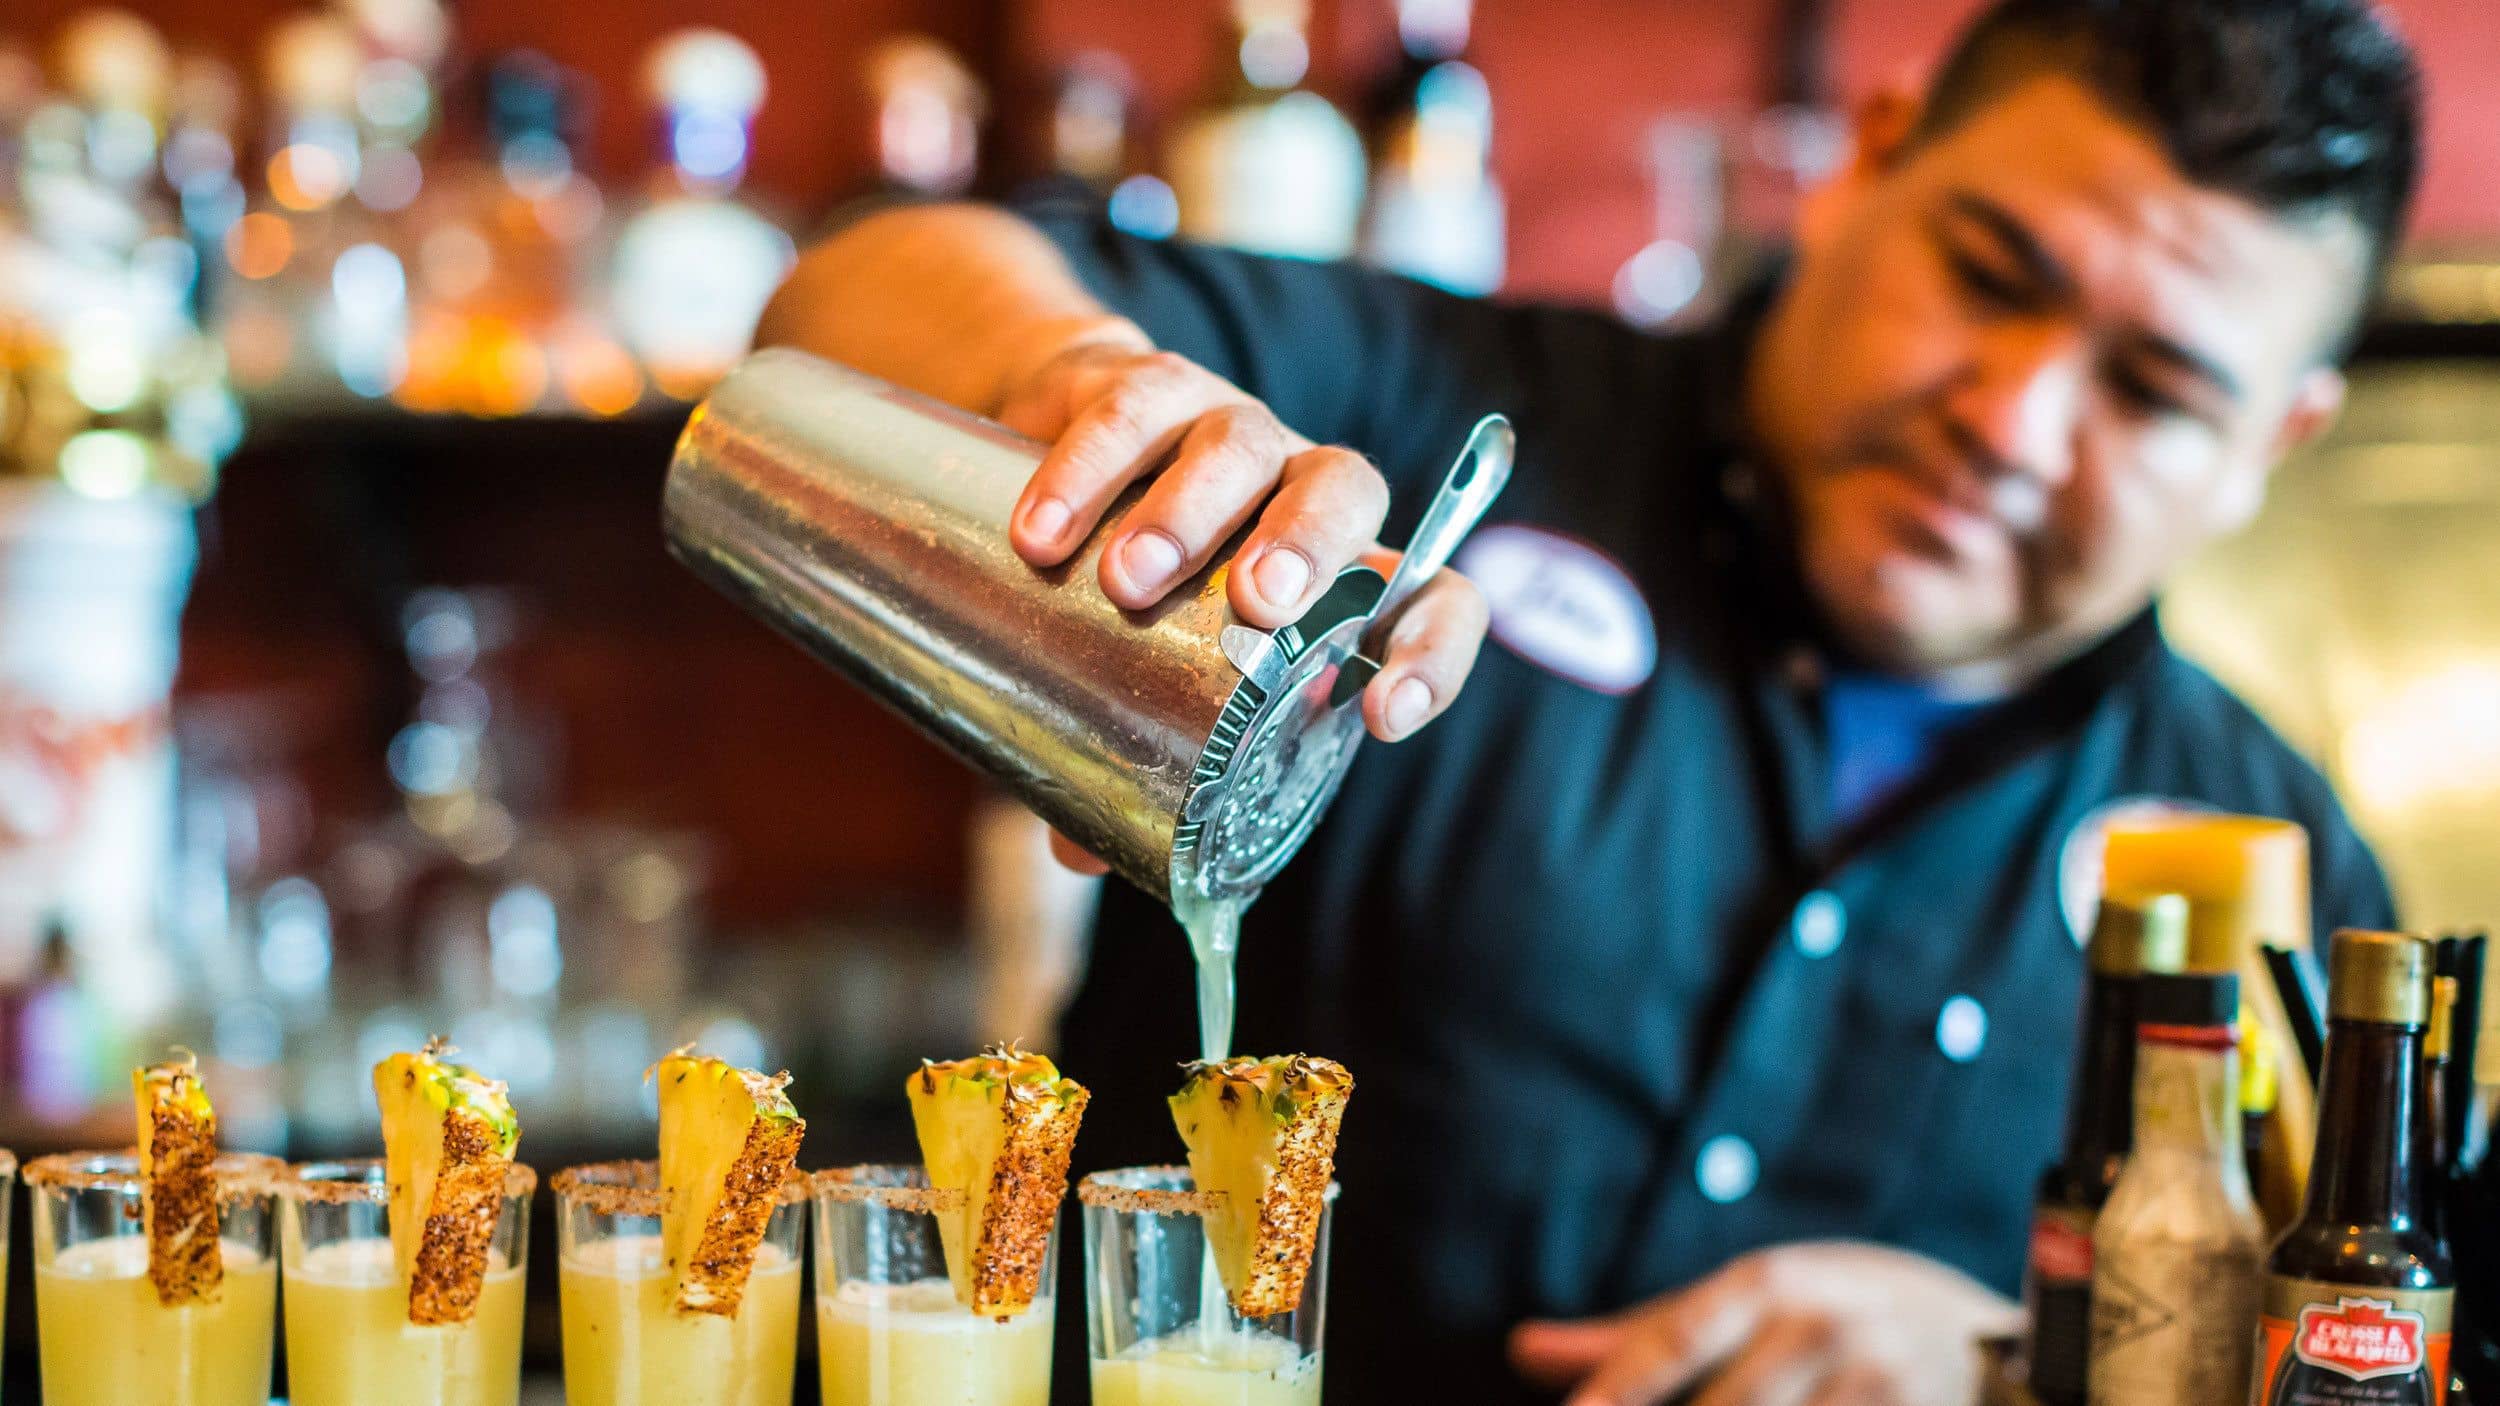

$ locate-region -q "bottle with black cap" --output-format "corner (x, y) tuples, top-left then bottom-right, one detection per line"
(2088, 964), (2264, 1405)
(2028, 891), (2191, 1406)
(2252, 929), (2453, 1405)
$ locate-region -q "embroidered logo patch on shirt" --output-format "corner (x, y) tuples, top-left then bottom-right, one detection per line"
(1455, 525), (1657, 695)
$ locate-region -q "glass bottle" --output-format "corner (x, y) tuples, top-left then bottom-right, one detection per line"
(608, 28), (792, 406)
(1165, 0), (1366, 259)
(2089, 968), (2265, 1405)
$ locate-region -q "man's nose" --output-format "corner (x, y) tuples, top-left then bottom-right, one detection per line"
(1941, 325), (2086, 491)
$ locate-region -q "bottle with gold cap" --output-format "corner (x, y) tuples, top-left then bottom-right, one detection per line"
(2027, 892), (2190, 1406)
(2425, 974), (2459, 1236)
(2252, 929), (2453, 1405)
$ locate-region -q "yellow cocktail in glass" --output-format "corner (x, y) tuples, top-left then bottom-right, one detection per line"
(27, 1151), (282, 1406)
(813, 1164), (1056, 1406)
(1089, 1329), (1323, 1406)
(1078, 1168), (1336, 1406)
(279, 1158), (535, 1406)
(555, 1159), (805, 1406)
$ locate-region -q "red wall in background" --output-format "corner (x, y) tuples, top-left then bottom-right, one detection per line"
(9, 0), (2496, 299)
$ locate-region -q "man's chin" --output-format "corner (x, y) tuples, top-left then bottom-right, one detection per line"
(1818, 552), (2015, 679)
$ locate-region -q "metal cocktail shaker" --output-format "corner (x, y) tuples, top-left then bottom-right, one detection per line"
(663, 348), (1510, 907)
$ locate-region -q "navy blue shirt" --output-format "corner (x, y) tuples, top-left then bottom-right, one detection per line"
(1029, 211), (2398, 1404)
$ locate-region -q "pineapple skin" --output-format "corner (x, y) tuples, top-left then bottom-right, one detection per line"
(135, 1064), (224, 1307)
(404, 1107), (512, 1326)
(375, 1046), (522, 1327)
(964, 1076), (1088, 1318)
(908, 1046), (1090, 1319)
(1171, 1055), (1352, 1320)
(674, 1108), (804, 1317)
(653, 1052), (806, 1318)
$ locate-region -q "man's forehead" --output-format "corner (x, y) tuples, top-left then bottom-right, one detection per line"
(1915, 74), (2368, 371)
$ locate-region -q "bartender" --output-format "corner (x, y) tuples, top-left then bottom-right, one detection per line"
(758, 0), (2421, 1400)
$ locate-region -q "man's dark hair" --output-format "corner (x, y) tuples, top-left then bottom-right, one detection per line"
(1919, 0), (2422, 331)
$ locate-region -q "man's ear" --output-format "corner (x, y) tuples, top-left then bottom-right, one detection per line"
(2272, 365), (2347, 459)
(2210, 367), (2346, 535)
(1797, 88), (1923, 254)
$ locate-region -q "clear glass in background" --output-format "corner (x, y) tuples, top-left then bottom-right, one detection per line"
(1080, 1166), (1335, 1406)
(278, 1158), (536, 1406)
(553, 1159), (804, 1406)
(812, 1164), (1056, 1406)
(26, 1151), (283, 1406)
(0, 1149), (14, 1377)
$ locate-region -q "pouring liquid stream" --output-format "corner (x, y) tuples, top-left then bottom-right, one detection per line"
(1173, 888), (1249, 1353)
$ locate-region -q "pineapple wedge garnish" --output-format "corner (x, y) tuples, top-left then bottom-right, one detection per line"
(134, 1051), (223, 1306)
(374, 1038), (521, 1326)
(907, 1043), (1089, 1318)
(1170, 1054), (1352, 1319)
(652, 1047), (806, 1317)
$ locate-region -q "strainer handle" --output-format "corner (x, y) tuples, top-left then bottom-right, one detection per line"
(1369, 414), (1516, 636)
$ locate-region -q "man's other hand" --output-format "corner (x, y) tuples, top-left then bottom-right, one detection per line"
(1508, 1241), (2024, 1406)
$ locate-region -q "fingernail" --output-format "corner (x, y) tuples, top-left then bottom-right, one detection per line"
(1385, 677), (1433, 737)
(1252, 547), (1312, 609)
(1022, 496), (1072, 543)
(1118, 531), (1185, 594)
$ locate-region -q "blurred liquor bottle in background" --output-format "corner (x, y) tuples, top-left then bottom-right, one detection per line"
(397, 51), (614, 416)
(865, 35), (984, 200)
(1167, 0), (1366, 260)
(1360, 0), (1502, 295)
(1613, 115), (1725, 330)
(608, 28), (791, 406)
(52, 10), (171, 216)
(219, 12), (426, 404)
(1023, 51), (1178, 241)
(161, 54), (245, 324)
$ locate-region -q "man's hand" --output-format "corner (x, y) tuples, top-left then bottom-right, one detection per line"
(1509, 1241), (2024, 1406)
(996, 337), (1490, 745)
(996, 338), (1491, 876)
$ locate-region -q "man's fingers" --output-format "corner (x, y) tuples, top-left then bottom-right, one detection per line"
(1227, 446), (1391, 628)
(1508, 1318), (1639, 1388)
(1689, 1315), (1839, 1406)
(1802, 1365), (1894, 1406)
(1362, 570), (1490, 741)
(1559, 1309), (1735, 1406)
(1046, 828), (1112, 876)
(1100, 404), (1297, 610)
(995, 338), (1129, 444)
(1010, 353), (1239, 566)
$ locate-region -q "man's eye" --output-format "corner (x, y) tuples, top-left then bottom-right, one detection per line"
(1944, 245), (2036, 310)
(2108, 365), (2190, 418)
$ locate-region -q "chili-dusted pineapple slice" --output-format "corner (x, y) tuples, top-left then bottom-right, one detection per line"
(652, 1047), (806, 1316)
(373, 1038), (521, 1326)
(134, 1051), (223, 1306)
(907, 1043), (1089, 1317)
(1170, 1054), (1353, 1319)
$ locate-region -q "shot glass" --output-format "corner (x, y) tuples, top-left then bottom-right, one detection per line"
(26, 1150), (284, 1406)
(553, 1159), (806, 1406)
(1079, 1166), (1335, 1406)
(278, 1158), (537, 1406)
(812, 1164), (1057, 1406)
